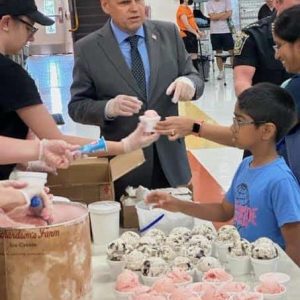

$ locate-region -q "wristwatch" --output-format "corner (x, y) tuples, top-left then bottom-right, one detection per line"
(192, 122), (202, 135)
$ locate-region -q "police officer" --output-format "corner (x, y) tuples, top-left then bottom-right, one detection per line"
(233, 0), (300, 96)
(233, 13), (290, 96)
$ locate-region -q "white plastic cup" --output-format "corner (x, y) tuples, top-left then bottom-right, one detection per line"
(11, 170), (47, 188)
(139, 116), (161, 133)
(251, 256), (279, 278)
(107, 259), (126, 279)
(259, 272), (290, 286)
(88, 201), (121, 246)
(215, 241), (231, 263)
(227, 255), (251, 276)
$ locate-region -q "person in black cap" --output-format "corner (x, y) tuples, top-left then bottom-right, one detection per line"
(0, 0), (54, 26)
(0, 0), (159, 180)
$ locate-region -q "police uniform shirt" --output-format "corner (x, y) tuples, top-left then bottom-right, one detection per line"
(233, 16), (290, 86)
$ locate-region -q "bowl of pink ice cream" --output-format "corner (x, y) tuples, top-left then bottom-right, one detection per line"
(255, 280), (286, 300)
(259, 272), (290, 286)
(202, 268), (233, 284)
(139, 110), (161, 133)
(220, 281), (250, 295)
(166, 268), (193, 287)
(169, 287), (202, 300)
(115, 270), (145, 299)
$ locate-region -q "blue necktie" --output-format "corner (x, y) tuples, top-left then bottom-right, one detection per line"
(127, 35), (147, 99)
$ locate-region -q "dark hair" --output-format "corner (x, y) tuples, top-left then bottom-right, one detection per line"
(274, 4), (300, 42)
(179, 0), (194, 4)
(237, 83), (297, 142)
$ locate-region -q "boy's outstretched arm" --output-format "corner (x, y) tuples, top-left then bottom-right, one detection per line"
(146, 191), (234, 222)
(281, 222), (300, 267)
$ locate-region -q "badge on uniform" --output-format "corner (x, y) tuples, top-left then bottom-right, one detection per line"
(234, 32), (249, 56)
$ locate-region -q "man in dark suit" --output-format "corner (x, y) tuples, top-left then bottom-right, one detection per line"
(68, 0), (204, 201)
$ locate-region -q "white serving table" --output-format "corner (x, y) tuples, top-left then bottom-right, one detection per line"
(91, 246), (300, 300)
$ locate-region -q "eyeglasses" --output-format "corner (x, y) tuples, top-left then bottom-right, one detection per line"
(14, 17), (38, 36)
(273, 42), (287, 52)
(232, 117), (267, 129)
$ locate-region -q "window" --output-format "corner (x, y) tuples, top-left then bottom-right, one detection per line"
(44, 0), (56, 34)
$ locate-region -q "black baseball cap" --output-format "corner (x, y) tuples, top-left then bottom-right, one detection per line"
(0, 0), (54, 26)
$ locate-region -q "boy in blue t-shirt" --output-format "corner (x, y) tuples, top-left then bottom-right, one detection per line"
(146, 82), (300, 266)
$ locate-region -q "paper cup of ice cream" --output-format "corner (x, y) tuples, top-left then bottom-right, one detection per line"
(107, 259), (126, 279)
(202, 268), (233, 284)
(227, 255), (251, 276)
(187, 282), (218, 295)
(250, 256), (279, 278)
(166, 268), (193, 287)
(259, 272), (290, 286)
(254, 281), (286, 300)
(220, 281), (250, 296)
(115, 270), (141, 299)
(139, 110), (161, 133)
(215, 241), (231, 263)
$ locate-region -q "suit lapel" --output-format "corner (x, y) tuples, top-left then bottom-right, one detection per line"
(96, 22), (144, 98)
(145, 22), (160, 103)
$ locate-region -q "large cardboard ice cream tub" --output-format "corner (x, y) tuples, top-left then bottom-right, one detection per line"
(0, 202), (92, 300)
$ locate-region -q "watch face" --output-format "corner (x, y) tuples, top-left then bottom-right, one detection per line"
(193, 123), (201, 133)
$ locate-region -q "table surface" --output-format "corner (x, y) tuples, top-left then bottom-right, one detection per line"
(91, 246), (300, 300)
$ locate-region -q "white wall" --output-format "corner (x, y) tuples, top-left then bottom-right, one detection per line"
(147, 0), (178, 24)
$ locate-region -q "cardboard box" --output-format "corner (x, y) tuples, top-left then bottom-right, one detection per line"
(47, 150), (145, 205)
(120, 196), (139, 228)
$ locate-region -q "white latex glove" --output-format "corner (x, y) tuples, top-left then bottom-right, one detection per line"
(20, 184), (45, 205)
(122, 123), (160, 153)
(105, 95), (143, 118)
(166, 76), (196, 104)
(39, 139), (79, 169)
(27, 160), (57, 174)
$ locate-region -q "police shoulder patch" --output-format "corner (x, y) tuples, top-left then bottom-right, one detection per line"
(234, 32), (249, 56)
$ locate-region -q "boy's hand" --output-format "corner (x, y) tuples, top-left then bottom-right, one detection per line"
(155, 116), (195, 141)
(145, 191), (181, 212)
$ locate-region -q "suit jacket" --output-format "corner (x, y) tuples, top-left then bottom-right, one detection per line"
(69, 20), (204, 192)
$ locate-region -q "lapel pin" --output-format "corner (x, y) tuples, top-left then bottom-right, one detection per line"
(152, 34), (157, 40)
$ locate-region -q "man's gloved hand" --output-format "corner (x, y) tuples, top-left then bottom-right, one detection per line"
(27, 160), (57, 174)
(166, 76), (196, 103)
(122, 123), (160, 153)
(105, 95), (143, 118)
(39, 139), (79, 169)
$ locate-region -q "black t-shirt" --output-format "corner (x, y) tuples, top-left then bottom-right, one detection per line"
(233, 16), (290, 86)
(258, 4), (275, 20)
(0, 54), (42, 179)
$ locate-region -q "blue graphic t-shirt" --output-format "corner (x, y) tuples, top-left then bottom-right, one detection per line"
(226, 156), (300, 248)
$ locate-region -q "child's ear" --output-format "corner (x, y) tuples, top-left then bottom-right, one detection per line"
(261, 123), (277, 141)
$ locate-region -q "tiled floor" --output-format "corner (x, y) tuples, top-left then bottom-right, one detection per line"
(27, 55), (243, 216)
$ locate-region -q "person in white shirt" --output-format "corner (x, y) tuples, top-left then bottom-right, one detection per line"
(207, 0), (234, 79)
